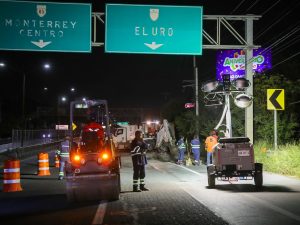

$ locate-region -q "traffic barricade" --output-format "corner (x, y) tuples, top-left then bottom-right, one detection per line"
(3, 159), (23, 192)
(37, 152), (51, 176)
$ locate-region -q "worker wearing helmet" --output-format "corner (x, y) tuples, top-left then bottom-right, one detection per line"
(191, 135), (201, 166)
(130, 130), (149, 192)
(58, 135), (71, 180)
(205, 130), (218, 165)
(176, 135), (186, 165)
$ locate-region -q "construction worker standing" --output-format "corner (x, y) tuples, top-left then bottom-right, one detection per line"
(131, 130), (149, 192)
(58, 136), (71, 180)
(191, 135), (201, 166)
(205, 130), (218, 165)
(176, 136), (186, 165)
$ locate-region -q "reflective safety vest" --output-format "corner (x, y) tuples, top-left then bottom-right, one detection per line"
(191, 138), (200, 150)
(59, 140), (70, 159)
(205, 135), (218, 152)
(177, 139), (186, 151)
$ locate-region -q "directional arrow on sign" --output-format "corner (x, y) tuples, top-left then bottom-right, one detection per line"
(31, 40), (52, 48)
(269, 90), (282, 109)
(144, 42), (163, 50)
(267, 89), (285, 110)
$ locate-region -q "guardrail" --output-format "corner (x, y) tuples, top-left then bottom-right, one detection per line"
(0, 141), (62, 167)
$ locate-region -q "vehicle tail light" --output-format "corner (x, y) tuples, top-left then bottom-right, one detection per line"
(97, 152), (111, 165)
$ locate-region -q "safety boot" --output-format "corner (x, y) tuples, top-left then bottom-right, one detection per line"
(133, 185), (141, 192)
(58, 176), (64, 180)
(140, 184), (149, 191)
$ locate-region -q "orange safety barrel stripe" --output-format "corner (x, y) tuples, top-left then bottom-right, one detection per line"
(55, 155), (60, 168)
(3, 159), (22, 192)
(37, 152), (51, 176)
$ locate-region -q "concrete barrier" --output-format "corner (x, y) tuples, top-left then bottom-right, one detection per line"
(0, 141), (61, 167)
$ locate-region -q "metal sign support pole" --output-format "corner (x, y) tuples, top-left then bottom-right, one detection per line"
(274, 110), (278, 150)
(193, 56), (199, 136)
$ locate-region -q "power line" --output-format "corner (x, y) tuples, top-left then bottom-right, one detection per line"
(272, 51), (300, 69)
(261, 0), (281, 16)
(272, 35), (300, 56)
(230, 0), (247, 14)
(255, 1), (300, 40)
(245, 0), (261, 12)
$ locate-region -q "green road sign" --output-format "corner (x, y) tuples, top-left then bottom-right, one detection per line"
(0, 1), (91, 52)
(105, 4), (203, 55)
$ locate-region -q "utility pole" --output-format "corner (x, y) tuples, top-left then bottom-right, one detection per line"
(245, 17), (254, 143)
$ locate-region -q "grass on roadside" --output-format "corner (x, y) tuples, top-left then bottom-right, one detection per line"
(254, 141), (300, 178)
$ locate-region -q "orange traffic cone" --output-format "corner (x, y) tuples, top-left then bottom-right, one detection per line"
(3, 159), (23, 192)
(55, 155), (60, 168)
(37, 152), (51, 176)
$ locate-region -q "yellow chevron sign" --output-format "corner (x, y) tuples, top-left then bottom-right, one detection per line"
(72, 123), (77, 130)
(267, 89), (285, 110)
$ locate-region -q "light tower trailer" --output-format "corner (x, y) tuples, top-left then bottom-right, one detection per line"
(207, 137), (263, 188)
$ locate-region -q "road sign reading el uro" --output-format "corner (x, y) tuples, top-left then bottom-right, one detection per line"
(105, 4), (203, 55)
(0, 1), (91, 52)
(267, 89), (285, 110)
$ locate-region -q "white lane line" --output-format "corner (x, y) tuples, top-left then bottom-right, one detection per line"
(241, 193), (300, 222)
(92, 200), (108, 225)
(168, 162), (300, 223)
(167, 162), (203, 176)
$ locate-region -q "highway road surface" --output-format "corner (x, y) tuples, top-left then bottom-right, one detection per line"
(1, 151), (300, 225)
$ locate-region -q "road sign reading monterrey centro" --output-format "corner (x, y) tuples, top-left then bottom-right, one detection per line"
(0, 1), (91, 52)
(105, 4), (203, 55)
(267, 89), (285, 110)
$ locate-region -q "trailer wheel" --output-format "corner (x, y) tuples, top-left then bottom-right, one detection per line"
(207, 165), (215, 188)
(254, 163), (263, 188)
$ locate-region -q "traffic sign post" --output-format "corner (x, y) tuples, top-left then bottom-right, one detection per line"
(0, 1), (91, 52)
(267, 89), (285, 150)
(105, 4), (203, 55)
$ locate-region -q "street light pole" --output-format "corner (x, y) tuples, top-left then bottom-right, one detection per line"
(193, 56), (199, 135)
(22, 72), (26, 126)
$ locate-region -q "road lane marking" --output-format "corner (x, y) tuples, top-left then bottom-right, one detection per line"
(242, 193), (300, 222)
(92, 200), (107, 225)
(167, 162), (202, 176)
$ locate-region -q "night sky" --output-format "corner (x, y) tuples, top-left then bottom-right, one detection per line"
(0, 0), (299, 114)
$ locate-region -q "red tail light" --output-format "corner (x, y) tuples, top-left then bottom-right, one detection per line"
(97, 152), (111, 165)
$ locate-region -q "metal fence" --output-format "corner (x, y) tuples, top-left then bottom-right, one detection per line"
(11, 129), (69, 148)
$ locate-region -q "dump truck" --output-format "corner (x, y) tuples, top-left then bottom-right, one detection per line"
(65, 99), (121, 202)
(207, 137), (263, 188)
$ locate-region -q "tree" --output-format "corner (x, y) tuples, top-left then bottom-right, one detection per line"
(253, 73), (300, 143)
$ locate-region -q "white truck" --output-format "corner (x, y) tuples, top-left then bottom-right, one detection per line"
(113, 125), (140, 150)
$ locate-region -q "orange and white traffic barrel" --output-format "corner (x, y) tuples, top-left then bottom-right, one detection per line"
(55, 155), (60, 168)
(37, 152), (51, 176)
(3, 159), (22, 192)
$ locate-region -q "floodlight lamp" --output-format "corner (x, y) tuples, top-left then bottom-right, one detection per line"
(233, 78), (250, 90)
(202, 81), (219, 92)
(234, 93), (253, 108)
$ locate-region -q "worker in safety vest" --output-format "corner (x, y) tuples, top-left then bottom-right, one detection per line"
(58, 136), (71, 180)
(131, 130), (149, 192)
(191, 135), (201, 166)
(176, 136), (186, 165)
(205, 130), (218, 165)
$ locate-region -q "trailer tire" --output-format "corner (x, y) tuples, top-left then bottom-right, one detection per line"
(207, 165), (216, 188)
(254, 163), (263, 188)
(208, 173), (215, 188)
